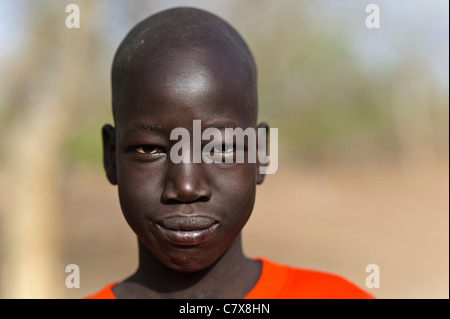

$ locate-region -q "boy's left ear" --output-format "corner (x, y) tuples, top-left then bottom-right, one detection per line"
(256, 122), (269, 185)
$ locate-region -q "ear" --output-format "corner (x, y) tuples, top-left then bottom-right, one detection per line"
(256, 122), (269, 185)
(102, 124), (118, 185)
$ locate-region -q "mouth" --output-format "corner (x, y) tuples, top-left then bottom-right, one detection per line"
(156, 216), (219, 246)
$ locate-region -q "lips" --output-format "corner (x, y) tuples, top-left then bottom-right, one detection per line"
(156, 216), (219, 246)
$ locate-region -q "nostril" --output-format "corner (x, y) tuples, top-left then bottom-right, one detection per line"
(161, 195), (209, 205)
(161, 180), (211, 204)
(193, 196), (210, 203)
(162, 198), (182, 205)
(162, 163), (212, 203)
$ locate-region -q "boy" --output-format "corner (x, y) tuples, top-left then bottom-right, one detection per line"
(86, 7), (373, 299)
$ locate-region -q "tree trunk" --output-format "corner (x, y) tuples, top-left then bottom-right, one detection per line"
(0, 1), (98, 298)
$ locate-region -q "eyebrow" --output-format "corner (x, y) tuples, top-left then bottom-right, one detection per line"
(202, 121), (239, 130)
(123, 121), (244, 138)
(124, 123), (163, 138)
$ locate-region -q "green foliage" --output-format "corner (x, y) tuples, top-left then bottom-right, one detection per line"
(64, 111), (113, 168)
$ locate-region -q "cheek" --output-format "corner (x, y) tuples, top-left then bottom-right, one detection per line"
(211, 163), (257, 227)
(116, 161), (163, 229)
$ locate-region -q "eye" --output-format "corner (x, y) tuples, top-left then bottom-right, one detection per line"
(215, 144), (235, 154)
(134, 145), (164, 155)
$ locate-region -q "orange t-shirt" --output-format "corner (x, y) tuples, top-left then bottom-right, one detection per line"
(85, 258), (374, 299)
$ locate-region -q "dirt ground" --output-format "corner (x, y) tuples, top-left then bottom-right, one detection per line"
(56, 160), (448, 299)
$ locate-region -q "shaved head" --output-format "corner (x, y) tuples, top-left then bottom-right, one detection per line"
(102, 7), (268, 279)
(111, 7), (257, 123)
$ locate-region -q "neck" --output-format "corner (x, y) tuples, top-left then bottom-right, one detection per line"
(123, 234), (261, 298)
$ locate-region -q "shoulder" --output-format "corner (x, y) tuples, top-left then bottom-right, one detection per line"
(285, 265), (374, 299)
(84, 283), (118, 299)
(250, 258), (374, 299)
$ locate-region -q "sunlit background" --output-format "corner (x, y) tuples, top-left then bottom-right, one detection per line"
(0, 0), (448, 299)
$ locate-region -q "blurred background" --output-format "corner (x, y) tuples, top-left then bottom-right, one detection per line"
(0, 0), (448, 299)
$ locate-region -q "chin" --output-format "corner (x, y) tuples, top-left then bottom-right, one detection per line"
(165, 254), (217, 273)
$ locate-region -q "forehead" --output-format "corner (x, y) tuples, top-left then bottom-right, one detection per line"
(115, 45), (257, 131)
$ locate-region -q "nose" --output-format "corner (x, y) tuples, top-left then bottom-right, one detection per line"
(162, 162), (212, 203)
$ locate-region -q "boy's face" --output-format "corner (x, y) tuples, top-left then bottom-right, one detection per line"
(104, 47), (262, 272)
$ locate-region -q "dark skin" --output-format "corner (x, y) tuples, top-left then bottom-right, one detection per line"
(102, 8), (269, 298)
